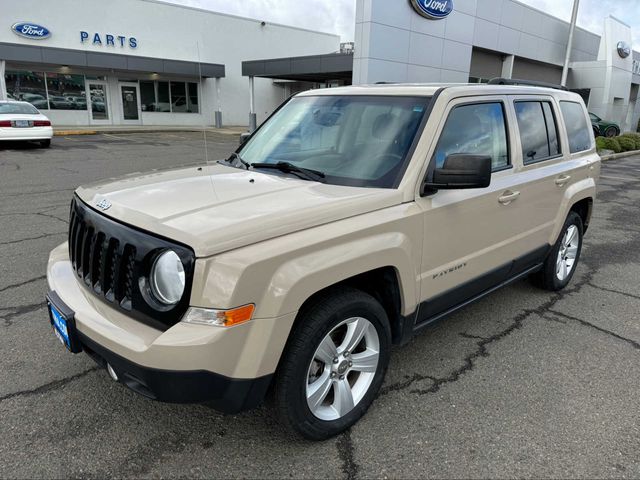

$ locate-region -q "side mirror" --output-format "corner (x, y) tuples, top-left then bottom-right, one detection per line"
(239, 132), (251, 146)
(422, 154), (492, 194)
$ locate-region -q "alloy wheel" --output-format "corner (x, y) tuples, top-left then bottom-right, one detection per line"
(556, 224), (579, 281)
(306, 317), (380, 421)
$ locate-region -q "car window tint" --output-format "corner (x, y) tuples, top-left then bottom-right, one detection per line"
(560, 101), (591, 153)
(434, 102), (509, 171)
(514, 101), (560, 164)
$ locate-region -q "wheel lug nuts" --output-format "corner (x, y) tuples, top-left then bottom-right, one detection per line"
(349, 361), (353, 367)
(344, 351), (349, 357)
(333, 357), (339, 364)
(339, 375), (345, 380)
(330, 372), (336, 378)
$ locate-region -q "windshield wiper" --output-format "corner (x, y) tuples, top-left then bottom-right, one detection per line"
(223, 152), (251, 170)
(251, 162), (326, 182)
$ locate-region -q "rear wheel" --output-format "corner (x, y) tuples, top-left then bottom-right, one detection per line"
(534, 211), (583, 291)
(40, 139), (51, 148)
(274, 287), (391, 440)
(604, 126), (618, 137)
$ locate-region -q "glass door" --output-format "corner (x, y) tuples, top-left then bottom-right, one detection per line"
(87, 81), (111, 125)
(119, 82), (142, 124)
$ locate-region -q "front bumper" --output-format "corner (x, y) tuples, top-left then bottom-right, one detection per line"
(47, 242), (296, 411)
(78, 328), (272, 411)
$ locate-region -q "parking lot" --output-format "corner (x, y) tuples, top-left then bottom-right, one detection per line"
(0, 132), (639, 479)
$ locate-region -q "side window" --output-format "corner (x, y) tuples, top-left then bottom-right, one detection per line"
(514, 101), (560, 164)
(434, 102), (509, 171)
(560, 101), (591, 153)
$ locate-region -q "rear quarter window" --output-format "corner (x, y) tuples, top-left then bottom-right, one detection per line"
(560, 101), (591, 153)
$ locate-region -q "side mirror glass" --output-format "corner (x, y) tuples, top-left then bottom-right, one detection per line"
(239, 132), (251, 146)
(422, 154), (492, 194)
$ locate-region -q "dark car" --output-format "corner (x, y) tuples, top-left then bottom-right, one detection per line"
(590, 112), (620, 137)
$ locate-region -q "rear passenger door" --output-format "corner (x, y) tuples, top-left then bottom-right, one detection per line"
(415, 96), (549, 323)
(506, 96), (568, 252)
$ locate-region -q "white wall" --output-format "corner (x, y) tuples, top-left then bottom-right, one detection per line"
(1, 0), (340, 126)
(353, 0), (600, 84)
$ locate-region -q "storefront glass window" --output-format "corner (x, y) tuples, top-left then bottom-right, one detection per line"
(140, 81), (156, 111)
(170, 82), (187, 112)
(187, 82), (199, 113)
(5, 71), (48, 109)
(156, 82), (171, 112)
(46, 73), (87, 110)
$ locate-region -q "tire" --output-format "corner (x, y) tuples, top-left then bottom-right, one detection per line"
(604, 126), (618, 137)
(592, 126), (600, 138)
(274, 287), (391, 440)
(40, 139), (51, 148)
(534, 211), (583, 291)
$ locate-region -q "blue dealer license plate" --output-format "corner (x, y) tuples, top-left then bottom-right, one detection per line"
(50, 302), (70, 348)
(47, 293), (81, 353)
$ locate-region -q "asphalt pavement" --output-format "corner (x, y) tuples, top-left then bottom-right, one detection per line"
(0, 133), (639, 479)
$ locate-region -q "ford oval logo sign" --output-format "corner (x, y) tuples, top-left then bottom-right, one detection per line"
(410, 0), (453, 19)
(11, 22), (51, 40)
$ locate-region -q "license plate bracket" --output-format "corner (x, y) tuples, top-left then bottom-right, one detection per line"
(46, 291), (82, 353)
(14, 120), (31, 128)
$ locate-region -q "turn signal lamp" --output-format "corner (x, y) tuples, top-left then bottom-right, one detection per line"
(183, 304), (255, 327)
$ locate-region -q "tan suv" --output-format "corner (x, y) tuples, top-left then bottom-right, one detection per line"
(46, 81), (599, 439)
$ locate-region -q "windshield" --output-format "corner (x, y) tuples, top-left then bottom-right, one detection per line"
(239, 95), (431, 188)
(0, 102), (40, 115)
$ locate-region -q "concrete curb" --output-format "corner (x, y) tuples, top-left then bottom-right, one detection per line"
(53, 127), (244, 136)
(54, 130), (98, 136)
(598, 150), (640, 162)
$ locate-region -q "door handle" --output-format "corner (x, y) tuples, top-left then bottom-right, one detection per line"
(498, 190), (520, 205)
(555, 174), (571, 187)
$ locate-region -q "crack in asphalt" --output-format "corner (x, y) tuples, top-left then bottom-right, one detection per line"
(337, 429), (359, 480)
(0, 301), (46, 327)
(546, 309), (640, 351)
(0, 231), (66, 246)
(0, 366), (100, 403)
(381, 269), (596, 397)
(0, 275), (47, 294)
(587, 282), (640, 301)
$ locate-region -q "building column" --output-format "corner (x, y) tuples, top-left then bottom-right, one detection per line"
(249, 76), (257, 132)
(214, 77), (223, 128)
(0, 61), (7, 101)
(501, 55), (515, 79)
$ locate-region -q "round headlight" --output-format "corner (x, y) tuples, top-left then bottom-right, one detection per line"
(150, 250), (185, 305)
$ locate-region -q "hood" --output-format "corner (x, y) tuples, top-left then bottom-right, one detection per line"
(76, 163), (402, 257)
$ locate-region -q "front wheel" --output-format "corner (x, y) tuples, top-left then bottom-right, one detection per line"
(274, 288), (391, 440)
(534, 211), (583, 291)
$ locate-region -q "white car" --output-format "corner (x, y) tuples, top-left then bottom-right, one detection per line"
(0, 101), (53, 147)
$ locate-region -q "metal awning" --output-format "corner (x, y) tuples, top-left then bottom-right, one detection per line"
(242, 52), (352, 82)
(0, 42), (225, 78)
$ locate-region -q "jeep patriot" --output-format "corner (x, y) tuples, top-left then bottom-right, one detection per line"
(46, 82), (600, 439)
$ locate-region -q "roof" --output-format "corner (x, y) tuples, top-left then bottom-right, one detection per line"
(295, 83), (584, 100)
(242, 52), (352, 82)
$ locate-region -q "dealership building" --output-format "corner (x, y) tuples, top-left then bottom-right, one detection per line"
(1, 0), (640, 131)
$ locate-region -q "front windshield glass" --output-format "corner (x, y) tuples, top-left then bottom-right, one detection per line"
(0, 102), (40, 115)
(239, 95), (431, 188)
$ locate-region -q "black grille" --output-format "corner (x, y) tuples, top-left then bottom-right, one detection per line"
(68, 196), (195, 331)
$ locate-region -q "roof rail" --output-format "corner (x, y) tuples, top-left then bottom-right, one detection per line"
(487, 77), (568, 91)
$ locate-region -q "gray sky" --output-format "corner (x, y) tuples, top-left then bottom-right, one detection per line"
(162, 0), (639, 48)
